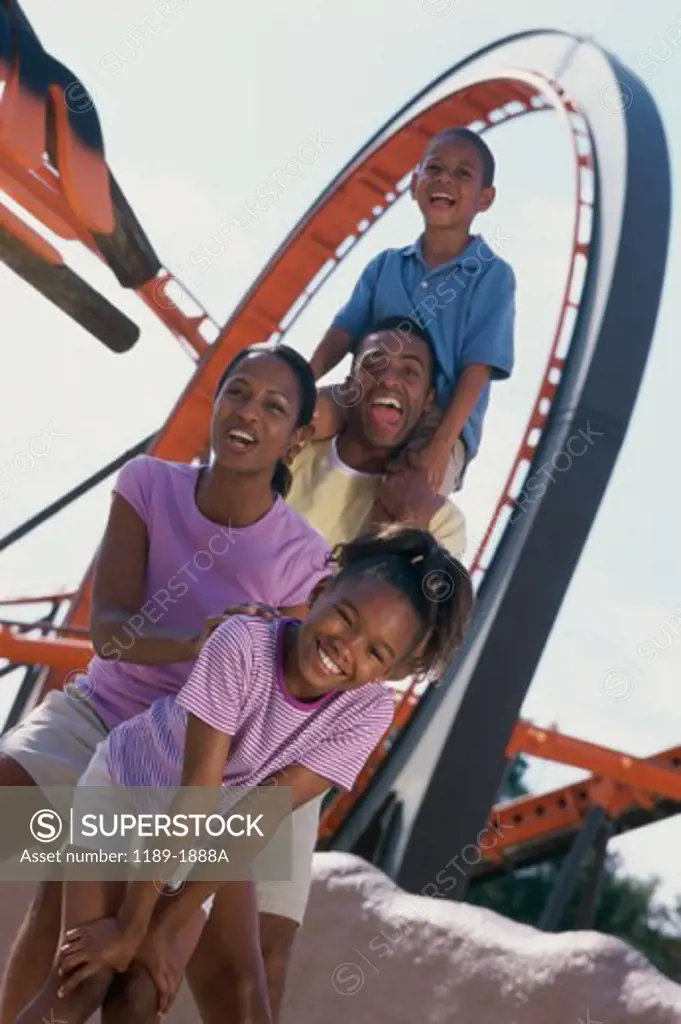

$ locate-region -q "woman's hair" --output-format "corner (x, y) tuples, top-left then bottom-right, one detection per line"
(213, 344), (317, 497)
(329, 524), (474, 678)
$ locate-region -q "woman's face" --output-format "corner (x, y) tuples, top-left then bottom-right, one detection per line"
(211, 353), (304, 474)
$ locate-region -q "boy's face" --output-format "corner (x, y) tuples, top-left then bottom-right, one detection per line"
(411, 137), (495, 230)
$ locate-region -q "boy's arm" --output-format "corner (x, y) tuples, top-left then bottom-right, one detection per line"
(309, 327), (353, 379)
(419, 365), (491, 489)
(309, 251), (385, 380)
(415, 261), (516, 489)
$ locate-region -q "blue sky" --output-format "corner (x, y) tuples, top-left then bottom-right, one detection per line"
(1, 0), (681, 904)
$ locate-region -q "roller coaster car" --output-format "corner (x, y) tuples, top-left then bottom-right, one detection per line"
(0, 0), (162, 352)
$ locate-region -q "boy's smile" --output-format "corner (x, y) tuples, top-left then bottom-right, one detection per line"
(412, 135), (495, 230)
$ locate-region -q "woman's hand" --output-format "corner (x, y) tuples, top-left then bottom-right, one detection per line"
(195, 605), (282, 654)
(57, 918), (141, 996)
(135, 926), (185, 1017)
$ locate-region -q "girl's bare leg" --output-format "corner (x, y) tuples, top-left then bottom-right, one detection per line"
(189, 911), (297, 1024)
(15, 877), (126, 1024)
(186, 883), (272, 1024)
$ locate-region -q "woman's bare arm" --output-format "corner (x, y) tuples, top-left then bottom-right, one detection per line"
(90, 494), (202, 664)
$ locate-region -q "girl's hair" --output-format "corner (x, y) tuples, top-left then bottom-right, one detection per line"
(213, 344), (316, 497)
(329, 524), (474, 677)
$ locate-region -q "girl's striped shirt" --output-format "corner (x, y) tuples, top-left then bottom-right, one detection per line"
(104, 615), (395, 794)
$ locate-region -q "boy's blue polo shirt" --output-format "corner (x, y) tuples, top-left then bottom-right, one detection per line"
(332, 234), (515, 459)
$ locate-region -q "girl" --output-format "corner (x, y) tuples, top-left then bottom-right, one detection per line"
(24, 526), (473, 1024)
(1, 344), (330, 1024)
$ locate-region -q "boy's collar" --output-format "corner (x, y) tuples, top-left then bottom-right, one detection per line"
(402, 232), (491, 267)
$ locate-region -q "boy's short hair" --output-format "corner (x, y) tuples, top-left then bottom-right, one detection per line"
(351, 316), (438, 385)
(424, 127), (495, 188)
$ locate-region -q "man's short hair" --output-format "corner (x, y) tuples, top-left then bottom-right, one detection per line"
(351, 316), (438, 385)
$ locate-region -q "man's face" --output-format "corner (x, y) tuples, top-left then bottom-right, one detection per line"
(346, 328), (435, 449)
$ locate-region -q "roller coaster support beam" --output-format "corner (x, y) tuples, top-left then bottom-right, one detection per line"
(384, 40), (670, 899)
(538, 806), (610, 931)
(574, 814), (613, 930)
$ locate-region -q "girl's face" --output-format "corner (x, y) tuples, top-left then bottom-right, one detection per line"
(296, 575), (424, 694)
(211, 353), (308, 474)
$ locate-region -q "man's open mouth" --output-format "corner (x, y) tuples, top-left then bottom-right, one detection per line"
(368, 394), (405, 432)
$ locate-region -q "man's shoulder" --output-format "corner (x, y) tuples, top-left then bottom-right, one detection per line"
(429, 498), (467, 560)
(290, 437), (335, 474)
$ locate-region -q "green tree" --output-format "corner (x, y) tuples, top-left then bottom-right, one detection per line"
(470, 758), (681, 982)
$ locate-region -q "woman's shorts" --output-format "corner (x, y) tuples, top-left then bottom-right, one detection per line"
(0, 689), (321, 923)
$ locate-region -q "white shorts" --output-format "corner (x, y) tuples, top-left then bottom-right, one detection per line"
(0, 690), (321, 923)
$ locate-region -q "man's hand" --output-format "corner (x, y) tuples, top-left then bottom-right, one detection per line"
(57, 918), (141, 996)
(135, 926), (185, 1017)
(371, 463), (445, 530)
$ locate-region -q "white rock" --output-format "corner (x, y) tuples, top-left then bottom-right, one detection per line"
(279, 853), (681, 1024)
(2, 857), (680, 1023)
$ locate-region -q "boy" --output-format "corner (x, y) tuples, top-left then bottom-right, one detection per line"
(309, 127), (516, 495)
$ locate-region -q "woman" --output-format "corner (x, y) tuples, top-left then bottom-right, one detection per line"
(0, 345), (330, 1024)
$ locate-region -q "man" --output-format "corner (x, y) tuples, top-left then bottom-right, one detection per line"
(289, 316), (466, 553)
(185, 318), (466, 1021)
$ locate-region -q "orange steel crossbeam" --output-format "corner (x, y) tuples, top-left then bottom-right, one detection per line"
(478, 726), (681, 863)
(0, 622), (91, 672)
(507, 722), (681, 804)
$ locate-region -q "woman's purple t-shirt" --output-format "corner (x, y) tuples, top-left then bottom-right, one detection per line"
(78, 455), (331, 728)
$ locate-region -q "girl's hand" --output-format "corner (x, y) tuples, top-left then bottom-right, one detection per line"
(135, 926), (184, 1017)
(57, 918), (141, 996)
